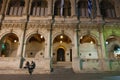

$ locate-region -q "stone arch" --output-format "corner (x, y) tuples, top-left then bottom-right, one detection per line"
(79, 34), (99, 59)
(25, 32), (45, 58)
(52, 31), (73, 44)
(52, 31), (73, 63)
(105, 35), (120, 59)
(0, 31), (20, 41)
(79, 33), (98, 45)
(25, 31), (47, 44)
(0, 33), (19, 57)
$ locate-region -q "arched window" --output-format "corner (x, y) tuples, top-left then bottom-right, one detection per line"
(7, 0), (25, 16)
(54, 0), (71, 17)
(100, 0), (116, 18)
(0, 0), (3, 13)
(30, 0), (48, 16)
(77, 0), (88, 17)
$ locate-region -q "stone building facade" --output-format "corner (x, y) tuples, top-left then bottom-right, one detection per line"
(0, 0), (120, 73)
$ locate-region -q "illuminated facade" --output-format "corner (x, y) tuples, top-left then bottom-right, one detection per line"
(0, 0), (120, 73)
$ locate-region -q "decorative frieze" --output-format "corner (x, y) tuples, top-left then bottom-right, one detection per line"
(1, 23), (25, 30)
(27, 23), (50, 29)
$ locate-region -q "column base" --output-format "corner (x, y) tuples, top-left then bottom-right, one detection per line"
(72, 57), (81, 73)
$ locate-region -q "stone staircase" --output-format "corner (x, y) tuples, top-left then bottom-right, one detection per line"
(0, 62), (73, 74)
(0, 68), (50, 74)
(51, 62), (74, 74)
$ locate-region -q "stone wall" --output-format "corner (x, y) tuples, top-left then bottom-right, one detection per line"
(23, 58), (51, 72)
(0, 57), (20, 69)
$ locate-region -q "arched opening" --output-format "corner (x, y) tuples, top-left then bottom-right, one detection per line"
(106, 35), (120, 59)
(0, 33), (19, 57)
(25, 34), (45, 58)
(100, 0), (116, 18)
(53, 34), (72, 62)
(30, 0), (48, 16)
(77, 0), (88, 18)
(7, 0), (25, 16)
(57, 48), (65, 61)
(52, 34), (72, 67)
(54, 0), (71, 17)
(80, 35), (98, 59)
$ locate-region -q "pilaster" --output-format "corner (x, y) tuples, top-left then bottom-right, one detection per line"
(44, 29), (51, 58)
(99, 25), (108, 71)
(16, 33), (24, 57)
(4, 0), (10, 15)
(95, 0), (102, 21)
(47, 0), (52, 16)
(70, 0), (76, 16)
(73, 28), (79, 58)
(114, 0), (120, 18)
(23, 0), (30, 15)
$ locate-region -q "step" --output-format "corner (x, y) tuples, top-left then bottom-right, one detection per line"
(0, 68), (50, 74)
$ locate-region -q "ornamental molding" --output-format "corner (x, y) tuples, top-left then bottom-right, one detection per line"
(27, 23), (50, 29)
(1, 23), (25, 30)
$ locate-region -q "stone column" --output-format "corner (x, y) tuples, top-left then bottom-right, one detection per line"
(118, 0), (120, 17)
(96, 0), (101, 16)
(23, 0), (30, 15)
(47, 0), (52, 16)
(0, 0), (7, 15)
(4, 0), (10, 15)
(114, 0), (120, 18)
(70, 0), (76, 16)
(96, 0), (102, 20)
(28, 0), (32, 15)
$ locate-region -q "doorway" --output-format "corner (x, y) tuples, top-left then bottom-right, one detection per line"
(57, 48), (65, 61)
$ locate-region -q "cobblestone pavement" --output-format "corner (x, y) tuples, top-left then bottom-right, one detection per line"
(0, 72), (120, 80)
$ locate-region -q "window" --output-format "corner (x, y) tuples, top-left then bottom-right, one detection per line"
(100, 0), (116, 18)
(54, 0), (71, 17)
(30, 0), (48, 16)
(7, 0), (25, 16)
(77, 0), (88, 18)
